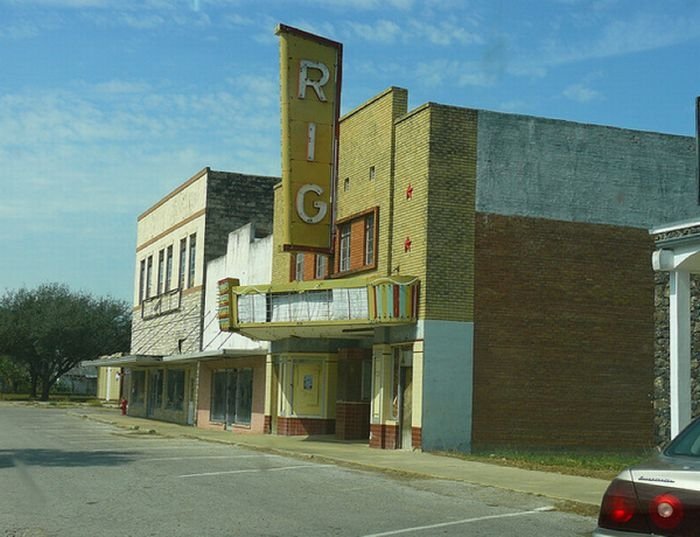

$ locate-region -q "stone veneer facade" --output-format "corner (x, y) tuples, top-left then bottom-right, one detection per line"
(652, 225), (700, 445)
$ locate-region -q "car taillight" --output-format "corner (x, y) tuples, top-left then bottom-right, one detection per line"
(649, 492), (684, 531)
(598, 479), (649, 533)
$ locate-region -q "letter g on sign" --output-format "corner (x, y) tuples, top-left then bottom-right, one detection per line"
(296, 184), (328, 224)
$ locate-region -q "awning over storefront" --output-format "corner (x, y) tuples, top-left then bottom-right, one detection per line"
(82, 354), (162, 368)
(84, 349), (267, 368)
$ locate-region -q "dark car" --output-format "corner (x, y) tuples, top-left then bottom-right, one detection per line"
(594, 418), (700, 536)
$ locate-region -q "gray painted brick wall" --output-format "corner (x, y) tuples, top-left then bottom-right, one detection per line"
(476, 111), (698, 228)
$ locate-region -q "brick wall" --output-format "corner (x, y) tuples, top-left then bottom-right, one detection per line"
(336, 402), (370, 440)
(472, 213), (656, 450)
(425, 105), (477, 322)
(205, 171), (277, 264)
(277, 417), (335, 436)
(369, 424), (399, 449)
(393, 105), (431, 318)
(336, 87), (408, 278)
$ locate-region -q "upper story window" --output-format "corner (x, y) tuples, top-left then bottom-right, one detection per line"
(294, 253), (305, 281)
(145, 255), (153, 299)
(165, 245), (173, 292)
(178, 238), (187, 289)
(188, 233), (197, 289)
(315, 255), (328, 279)
(339, 223), (351, 273)
(369, 166), (376, 181)
(343, 177), (350, 192)
(335, 207), (378, 276)
(139, 259), (146, 304)
(364, 212), (375, 266)
(157, 249), (165, 296)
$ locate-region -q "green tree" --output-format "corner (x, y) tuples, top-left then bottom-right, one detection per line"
(0, 283), (131, 400)
(0, 355), (29, 394)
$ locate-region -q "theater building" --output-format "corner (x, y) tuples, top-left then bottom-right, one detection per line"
(96, 26), (700, 452)
(220, 79), (698, 451)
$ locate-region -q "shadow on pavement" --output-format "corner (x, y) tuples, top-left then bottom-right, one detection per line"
(0, 449), (138, 469)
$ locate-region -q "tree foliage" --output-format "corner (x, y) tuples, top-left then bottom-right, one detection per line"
(0, 283), (131, 400)
(0, 355), (29, 393)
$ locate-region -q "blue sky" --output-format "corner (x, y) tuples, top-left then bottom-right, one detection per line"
(1, 0), (700, 303)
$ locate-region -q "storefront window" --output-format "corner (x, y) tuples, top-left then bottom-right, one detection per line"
(166, 369), (185, 410)
(130, 370), (146, 405)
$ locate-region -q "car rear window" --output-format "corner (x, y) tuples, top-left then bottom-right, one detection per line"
(665, 418), (700, 457)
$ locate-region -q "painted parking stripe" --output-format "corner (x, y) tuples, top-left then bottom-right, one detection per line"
(178, 464), (334, 478)
(90, 444), (232, 452)
(360, 507), (555, 537)
(141, 454), (279, 462)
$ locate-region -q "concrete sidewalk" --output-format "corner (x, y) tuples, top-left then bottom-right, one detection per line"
(70, 406), (608, 510)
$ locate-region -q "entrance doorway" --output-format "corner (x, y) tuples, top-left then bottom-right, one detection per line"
(147, 369), (163, 418)
(394, 347), (413, 450)
(210, 368), (253, 427)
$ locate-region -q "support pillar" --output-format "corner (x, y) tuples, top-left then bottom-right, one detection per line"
(669, 270), (691, 438)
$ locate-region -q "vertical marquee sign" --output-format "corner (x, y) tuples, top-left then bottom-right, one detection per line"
(276, 24), (342, 252)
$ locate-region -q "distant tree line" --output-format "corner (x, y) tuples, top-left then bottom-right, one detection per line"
(0, 283), (131, 400)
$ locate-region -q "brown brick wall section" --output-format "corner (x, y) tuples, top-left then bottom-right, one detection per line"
(277, 417), (336, 436)
(336, 402), (370, 440)
(412, 427), (422, 450)
(472, 213), (656, 450)
(369, 424), (399, 449)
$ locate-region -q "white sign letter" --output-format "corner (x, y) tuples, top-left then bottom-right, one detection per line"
(296, 184), (328, 224)
(298, 60), (329, 102)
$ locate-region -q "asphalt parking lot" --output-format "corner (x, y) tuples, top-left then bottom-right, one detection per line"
(1, 404), (596, 537)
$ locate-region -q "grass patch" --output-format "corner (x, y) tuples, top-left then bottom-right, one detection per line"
(443, 448), (655, 480)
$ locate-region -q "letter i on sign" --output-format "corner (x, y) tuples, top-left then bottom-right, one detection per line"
(307, 122), (316, 161)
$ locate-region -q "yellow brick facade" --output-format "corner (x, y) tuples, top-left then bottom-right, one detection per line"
(425, 105), (476, 322)
(336, 87), (408, 278)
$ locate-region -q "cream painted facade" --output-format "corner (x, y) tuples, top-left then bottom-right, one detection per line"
(105, 167), (278, 430)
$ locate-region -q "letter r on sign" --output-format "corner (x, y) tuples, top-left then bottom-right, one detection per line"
(298, 60), (330, 102)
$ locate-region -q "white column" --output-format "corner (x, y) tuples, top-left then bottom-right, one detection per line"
(669, 270), (691, 438)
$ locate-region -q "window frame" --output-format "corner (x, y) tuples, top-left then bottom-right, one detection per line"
(187, 233), (196, 289)
(364, 212), (375, 266)
(157, 249), (165, 296)
(338, 223), (351, 272)
(333, 207), (379, 276)
(178, 238), (187, 290)
(314, 254), (328, 279)
(165, 245), (173, 293)
(294, 252), (305, 281)
(139, 259), (146, 304)
(145, 255), (153, 299)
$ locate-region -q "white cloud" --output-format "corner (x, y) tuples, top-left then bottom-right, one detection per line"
(409, 19), (482, 46)
(347, 20), (401, 44)
(513, 11), (700, 77)
(299, 0), (413, 10)
(0, 21), (41, 39)
(563, 83), (602, 103)
(415, 59), (495, 88)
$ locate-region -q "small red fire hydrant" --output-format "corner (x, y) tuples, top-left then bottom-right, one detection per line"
(120, 398), (128, 416)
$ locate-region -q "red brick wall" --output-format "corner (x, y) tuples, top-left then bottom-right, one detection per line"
(412, 427), (422, 450)
(336, 402), (370, 440)
(277, 417), (335, 436)
(369, 424), (399, 449)
(472, 213), (655, 450)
